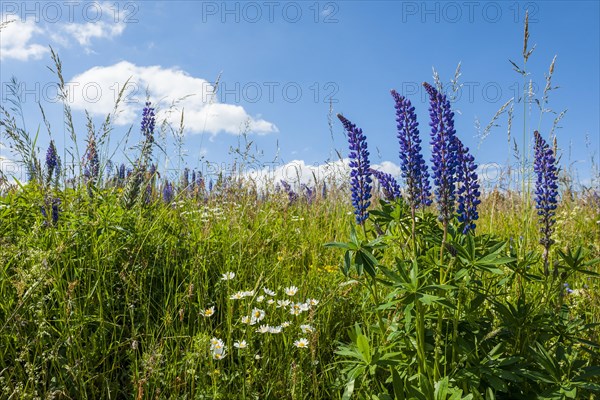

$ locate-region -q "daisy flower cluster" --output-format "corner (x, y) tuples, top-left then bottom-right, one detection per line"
(202, 274), (320, 360)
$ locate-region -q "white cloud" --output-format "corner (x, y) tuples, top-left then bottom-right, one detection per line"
(0, 19), (49, 61)
(62, 20), (125, 48)
(242, 158), (402, 189)
(68, 61), (278, 136)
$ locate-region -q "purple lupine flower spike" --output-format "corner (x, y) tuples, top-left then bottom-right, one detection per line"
(454, 136), (481, 233)
(45, 140), (60, 183)
(391, 90), (431, 208)
(280, 180), (298, 204)
(370, 169), (401, 202)
(338, 114), (372, 225)
(534, 130), (559, 275)
(163, 180), (174, 203)
(423, 82), (459, 223)
(141, 102), (156, 142)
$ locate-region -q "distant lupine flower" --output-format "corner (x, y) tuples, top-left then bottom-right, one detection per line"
(182, 168), (190, 191)
(423, 82), (459, 223)
(370, 169), (401, 201)
(454, 137), (481, 233)
(51, 198), (60, 225)
(141, 101), (156, 142)
(321, 182), (327, 199)
(563, 283), (574, 294)
(45, 140), (60, 183)
(302, 184), (316, 204)
(118, 164), (126, 181)
(338, 114), (372, 225)
(208, 179), (213, 192)
(280, 180), (298, 204)
(162, 180), (174, 203)
(534, 130), (559, 249)
(84, 133), (100, 179)
(190, 170), (196, 190)
(391, 90), (431, 208)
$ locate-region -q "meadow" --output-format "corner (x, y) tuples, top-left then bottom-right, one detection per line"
(1, 18), (600, 400)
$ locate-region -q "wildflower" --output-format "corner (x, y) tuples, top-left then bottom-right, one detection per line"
(230, 292), (244, 300)
(45, 140), (60, 183)
(242, 290), (255, 298)
(281, 321), (291, 328)
(300, 324), (314, 334)
(263, 287), (276, 296)
(83, 132), (99, 179)
(256, 295), (265, 303)
(234, 340), (248, 349)
(338, 114), (372, 225)
(391, 89), (432, 208)
(285, 286), (298, 296)
(256, 325), (270, 334)
(454, 136), (481, 234)
(141, 101), (156, 141)
(370, 169), (401, 201)
(294, 338), (309, 349)
(250, 308), (265, 324)
(202, 306), (215, 317)
(221, 272), (235, 281)
(268, 325), (283, 334)
(307, 298), (319, 307)
(280, 180), (299, 204)
(163, 180), (174, 203)
(212, 352), (226, 360)
(277, 299), (291, 308)
(241, 316), (251, 324)
(534, 130), (559, 275)
(289, 302), (308, 316)
(267, 299), (275, 306)
(563, 283), (574, 295)
(423, 82), (459, 223)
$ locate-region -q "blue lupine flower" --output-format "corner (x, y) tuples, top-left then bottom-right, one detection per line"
(84, 133), (99, 179)
(45, 140), (60, 183)
(370, 169), (401, 202)
(118, 164), (126, 181)
(534, 130), (559, 248)
(391, 90), (431, 208)
(321, 182), (327, 200)
(280, 180), (298, 204)
(454, 136), (481, 233)
(141, 102), (156, 142)
(302, 184), (316, 205)
(51, 198), (60, 225)
(191, 170), (196, 190)
(338, 114), (372, 225)
(423, 82), (459, 223)
(182, 168), (190, 191)
(563, 283), (574, 294)
(163, 180), (174, 203)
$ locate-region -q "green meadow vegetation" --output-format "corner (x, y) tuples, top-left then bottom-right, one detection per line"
(1, 16), (599, 400)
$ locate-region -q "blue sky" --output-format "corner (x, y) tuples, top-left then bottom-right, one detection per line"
(1, 1), (599, 187)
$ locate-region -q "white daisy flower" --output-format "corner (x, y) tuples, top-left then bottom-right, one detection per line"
(256, 295), (265, 303)
(256, 324), (270, 334)
(202, 306), (215, 317)
(268, 325), (282, 334)
(234, 340), (247, 349)
(281, 321), (291, 328)
(267, 299), (275, 305)
(263, 287), (276, 296)
(221, 272), (235, 281)
(294, 338), (309, 349)
(277, 299), (291, 308)
(285, 286), (299, 296)
(230, 291), (244, 300)
(307, 298), (319, 306)
(300, 324), (314, 334)
(241, 316), (251, 324)
(251, 308), (265, 322)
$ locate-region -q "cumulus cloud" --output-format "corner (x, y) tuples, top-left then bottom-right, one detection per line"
(1, 2), (127, 61)
(0, 19), (49, 61)
(241, 158), (401, 189)
(68, 61), (278, 136)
